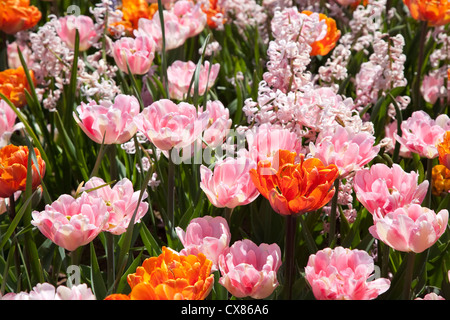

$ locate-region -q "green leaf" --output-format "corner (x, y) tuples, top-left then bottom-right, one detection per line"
(90, 242), (107, 300)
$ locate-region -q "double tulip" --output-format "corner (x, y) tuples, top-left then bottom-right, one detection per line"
(0, 0), (41, 34)
(250, 149), (339, 216)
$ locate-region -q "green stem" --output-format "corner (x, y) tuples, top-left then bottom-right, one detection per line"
(108, 145), (118, 182)
(381, 241), (390, 279)
(425, 157), (433, 208)
(328, 179), (340, 247)
(403, 252), (416, 300)
(224, 207), (234, 225)
(8, 195), (21, 279)
(284, 215), (297, 300)
(105, 232), (115, 288)
(413, 21), (428, 111)
(167, 150), (176, 230)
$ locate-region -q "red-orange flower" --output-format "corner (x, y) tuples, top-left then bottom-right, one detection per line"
(0, 0), (42, 34)
(0, 144), (46, 198)
(403, 0), (450, 26)
(438, 131), (450, 170)
(201, 0), (226, 29)
(0, 67), (35, 108)
(105, 247), (214, 300)
(250, 149), (339, 216)
(109, 0), (158, 36)
(302, 11), (341, 57)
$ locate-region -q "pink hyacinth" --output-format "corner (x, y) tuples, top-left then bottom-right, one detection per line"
(83, 177), (149, 235)
(201, 100), (232, 149)
(175, 216), (231, 271)
(304, 246), (391, 300)
(112, 35), (156, 75)
(241, 123), (303, 166)
(135, 11), (190, 52)
(0, 100), (18, 147)
(1, 283), (96, 300)
(369, 204), (448, 253)
(56, 15), (99, 51)
(134, 99), (209, 151)
(200, 156), (259, 209)
(309, 125), (380, 178)
(218, 239), (282, 299)
(167, 60), (220, 100)
(31, 192), (109, 251)
(394, 111), (447, 159)
(74, 94), (140, 145)
(353, 163), (429, 216)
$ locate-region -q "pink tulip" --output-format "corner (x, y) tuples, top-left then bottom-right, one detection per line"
(176, 216), (231, 271)
(415, 292), (445, 300)
(173, 0), (207, 38)
(134, 99), (209, 151)
(201, 100), (232, 148)
(394, 111), (447, 159)
(112, 35), (155, 75)
(200, 156), (259, 209)
(7, 41), (33, 69)
(56, 15), (99, 51)
(421, 74), (443, 104)
(136, 11), (190, 52)
(369, 204), (448, 253)
(304, 246), (391, 300)
(83, 177), (149, 235)
(1, 283), (96, 300)
(384, 121), (412, 158)
(167, 60), (220, 100)
(353, 163), (429, 216)
(0, 100), (18, 147)
(218, 239), (282, 299)
(309, 125), (380, 178)
(241, 123), (303, 166)
(74, 94), (140, 145)
(31, 192), (109, 251)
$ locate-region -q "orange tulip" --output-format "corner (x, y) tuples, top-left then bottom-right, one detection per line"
(201, 0), (226, 29)
(431, 164), (450, 196)
(0, 67), (35, 108)
(0, 0), (42, 34)
(438, 131), (450, 170)
(0, 144), (46, 198)
(302, 11), (341, 57)
(403, 0), (450, 26)
(105, 247), (214, 300)
(109, 0), (158, 36)
(250, 149), (339, 216)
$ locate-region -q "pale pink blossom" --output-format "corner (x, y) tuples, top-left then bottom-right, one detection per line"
(395, 111), (447, 159)
(135, 11), (190, 52)
(1, 283), (96, 300)
(83, 177), (149, 235)
(167, 60), (220, 100)
(309, 125), (380, 178)
(421, 74), (444, 104)
(369, 204), (448, 253)
(201, 100), (232, 148)
(112, 35), (155, 75)
(31, 192), (109, 251)
(176, 216), (231, 271)
(0, 100), (18, 147)
(7, 41), (34, 69)
(415, 292), (445, 300)
(74, 94), (140, 145)
(56, 15), (99, 51)
(353, 163), (429, 216)
(134, 99), (209, 151)
(304, 246), (391, 300)
(383, 121), (412, 158)
(200, 156), (259, 209)
(218, 239), (282, 299)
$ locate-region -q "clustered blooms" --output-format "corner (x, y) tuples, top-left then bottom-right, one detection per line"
(1, 0), (450, 302)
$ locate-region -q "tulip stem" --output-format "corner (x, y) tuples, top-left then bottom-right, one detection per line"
(403, 252), (416, 300)
(284, 215), (297, 300)
(106, 146), (117, 288)
(413, 21), (428, 111)
(8, 195), (21, 278)
(425, 158), (433, 208)
(328, 179), (340, 248)
(167, 151), (176, 230)
(224, 207), (233, 225)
